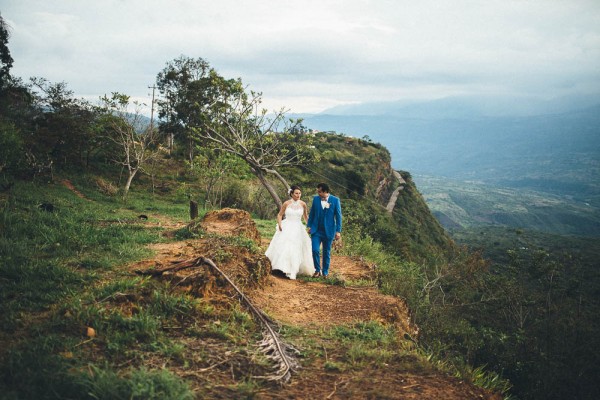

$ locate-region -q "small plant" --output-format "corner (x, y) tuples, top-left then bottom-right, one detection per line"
(346, 343), (394, 367)
(149, 339), (187, 362)
(148, 289), (196, 319)
(331, 321), (393, 345)
(194, 300), (216, 317)
(204, 320), (235, 341)
(324, 360), (345, 372)
(229, 378), (261, 399)
(174, 225), (202, 240)
(459, 364), (513, 397)
(230, 306), (255, 332)
(213, 248), (233, 263)
(79, 365), (194, 400)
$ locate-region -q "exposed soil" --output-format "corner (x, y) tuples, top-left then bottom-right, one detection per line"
(248, 259), (417, 338)
(61, 179), (89, 200)
(126, 208), (501, 399)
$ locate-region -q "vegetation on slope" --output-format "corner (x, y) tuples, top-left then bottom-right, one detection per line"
(0, 171), (506, 399)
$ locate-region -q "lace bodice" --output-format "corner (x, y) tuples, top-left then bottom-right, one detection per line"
(285, 201), (304, 222)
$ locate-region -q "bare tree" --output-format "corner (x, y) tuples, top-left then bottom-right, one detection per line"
(195, 89), (315, 208)
(99, 93), (158, 200)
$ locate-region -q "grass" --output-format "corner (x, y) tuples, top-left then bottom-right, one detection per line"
(0, 178), (202, 398)
(75, 365), (195, 400)
(253, 217), (276, 240)
(0, 176), (512, 399)
(335, 224), (515, 397)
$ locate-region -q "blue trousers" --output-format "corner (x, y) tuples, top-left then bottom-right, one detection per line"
(311, 231), (333, 275)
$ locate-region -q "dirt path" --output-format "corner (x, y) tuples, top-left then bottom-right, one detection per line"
(130, 210), (500, 399)
(248, 255), (416, 336)
(386, 170), (406, 213)
(61, 179), (90, 200)
(198, 209), (415, 334)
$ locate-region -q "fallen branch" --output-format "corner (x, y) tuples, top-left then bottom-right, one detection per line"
(199, 257), (299, 383)
(134, 257), (203, 276)
(137, 256), (299, 384)
(327, 379), (349, 399)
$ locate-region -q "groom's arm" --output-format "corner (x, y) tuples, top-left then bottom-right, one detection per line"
(334, 197), (342, 235)
(307, 197), (316, 232)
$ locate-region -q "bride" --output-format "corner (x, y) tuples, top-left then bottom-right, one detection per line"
(265, 185), (315, 279)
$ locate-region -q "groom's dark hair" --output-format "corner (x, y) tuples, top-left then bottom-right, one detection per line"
(317, 183), (330, 193)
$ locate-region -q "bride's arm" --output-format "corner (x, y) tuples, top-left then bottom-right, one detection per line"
(302, 201), (309, 224)
(277, 201), (288, 231)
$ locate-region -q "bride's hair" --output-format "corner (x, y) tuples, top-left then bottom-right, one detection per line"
(289, 185), (301, 197)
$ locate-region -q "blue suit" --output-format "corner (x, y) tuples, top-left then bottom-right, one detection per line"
(307, 194), (342, 276)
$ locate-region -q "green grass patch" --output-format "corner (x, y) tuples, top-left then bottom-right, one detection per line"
(0, 179), (197, 397)
(253, 218), (276, 240)
(77, 365), (194, 400)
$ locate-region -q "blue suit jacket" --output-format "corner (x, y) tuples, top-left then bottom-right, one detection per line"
(307, 194), (342, 240)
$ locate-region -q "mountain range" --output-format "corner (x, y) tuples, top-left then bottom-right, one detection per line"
(293, 95), (600, 207)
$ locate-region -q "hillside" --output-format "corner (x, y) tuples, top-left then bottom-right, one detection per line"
(283, 132), (457, 263)
(128, 208), (496, 399)
(0, 133), (509, 399)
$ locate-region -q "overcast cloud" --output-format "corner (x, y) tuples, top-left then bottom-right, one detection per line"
(2, 0), (600, 113)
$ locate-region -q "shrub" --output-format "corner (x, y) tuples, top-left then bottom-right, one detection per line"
(95, 177), (118, 196)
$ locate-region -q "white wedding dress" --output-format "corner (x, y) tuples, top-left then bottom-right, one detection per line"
(265, 201), (315, 279)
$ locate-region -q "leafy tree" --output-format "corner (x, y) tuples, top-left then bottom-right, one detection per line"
(0, 120), (23, 174)
(0, 15), (30, 124)
(0, 13), (13, 90)
(156, 56), (223, 163)
(27, 78), (101, 170)
(189, 148), (249, 208)
(156, 56), (315, 208)
(0, 14), (33, 179)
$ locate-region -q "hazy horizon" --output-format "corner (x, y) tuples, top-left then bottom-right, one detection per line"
(3, 1), (599, 115)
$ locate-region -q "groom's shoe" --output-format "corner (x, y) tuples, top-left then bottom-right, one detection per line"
(312, 271), (321, 278)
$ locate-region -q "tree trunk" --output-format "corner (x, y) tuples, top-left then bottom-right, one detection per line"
(122, 168), (138, 200)
(254, 168), (282, 209)
(265, 168), (290, 193)
(190, 200), (198, 220)
(188, 136), (194, 165)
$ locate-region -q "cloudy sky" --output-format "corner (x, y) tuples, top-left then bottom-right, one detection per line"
(3, 0), (600, 114)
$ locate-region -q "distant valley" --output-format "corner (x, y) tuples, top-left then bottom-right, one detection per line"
(296, 95), (600, 236)
(415, 175), (600, 236)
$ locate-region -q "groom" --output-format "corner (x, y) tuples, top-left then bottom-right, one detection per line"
(307, 183), (342, 278)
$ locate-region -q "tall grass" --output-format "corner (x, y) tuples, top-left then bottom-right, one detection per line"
(339, 223), (513, 397)
(0, 180), (196, 398)
(77, 366), (195, 400)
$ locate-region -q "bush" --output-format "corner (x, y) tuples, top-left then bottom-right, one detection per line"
(95, 177), (118, 196)
(0, 120), (24, 174)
